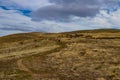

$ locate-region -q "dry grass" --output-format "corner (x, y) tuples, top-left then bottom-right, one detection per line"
(0, 29), (120, 80)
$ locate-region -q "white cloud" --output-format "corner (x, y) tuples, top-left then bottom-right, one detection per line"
(0, 8), (120, 36)
(0, 30), (24, 36)
(0, 0), (51, 10)
(12, 0), (52, 10)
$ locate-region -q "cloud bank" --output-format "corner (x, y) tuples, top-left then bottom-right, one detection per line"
(31, 0), (119, 21)
(0, 0), (120, 36)
(0, 0), (50, 10)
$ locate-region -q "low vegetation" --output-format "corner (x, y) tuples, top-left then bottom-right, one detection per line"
(0, 29), (120, 80)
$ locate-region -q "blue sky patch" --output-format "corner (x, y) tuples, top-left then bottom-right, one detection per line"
(19, 10), (31, 16)
(0, 6), (10, 10)
(0, 6), (31, 16)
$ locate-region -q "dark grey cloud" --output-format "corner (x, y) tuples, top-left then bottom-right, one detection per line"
(31, 0), (100, 21)
(31, 0), (119, 21)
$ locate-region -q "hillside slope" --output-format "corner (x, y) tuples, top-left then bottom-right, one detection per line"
(0, 29), (120, 80)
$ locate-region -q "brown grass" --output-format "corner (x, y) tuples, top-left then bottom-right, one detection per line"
(0, 29), (120, 80)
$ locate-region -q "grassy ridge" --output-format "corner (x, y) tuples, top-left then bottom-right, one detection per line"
(0, 29), (120, 80)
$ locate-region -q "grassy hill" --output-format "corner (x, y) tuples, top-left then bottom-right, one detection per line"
(0, 29), (120, 80)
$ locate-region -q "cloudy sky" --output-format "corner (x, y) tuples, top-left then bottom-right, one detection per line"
(0, 0), (120, 36)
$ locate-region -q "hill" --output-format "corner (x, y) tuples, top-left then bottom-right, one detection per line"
(0, 29), (120, 80)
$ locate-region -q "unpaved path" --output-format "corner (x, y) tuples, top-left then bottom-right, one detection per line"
(0, 45), (59, 60)
(16, 40), (66, 79)
(17, 59), (57, 79)
(17, 59), (32, 73)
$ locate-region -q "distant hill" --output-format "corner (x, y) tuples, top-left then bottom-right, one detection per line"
(0, 29), (120, 80)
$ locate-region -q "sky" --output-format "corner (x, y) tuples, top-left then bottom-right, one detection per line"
(0, 0), (120, 36)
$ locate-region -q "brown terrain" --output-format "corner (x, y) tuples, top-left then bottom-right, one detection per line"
(0, 29), (120, 80)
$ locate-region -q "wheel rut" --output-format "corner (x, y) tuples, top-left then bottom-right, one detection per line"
(17, 40), (67, 79)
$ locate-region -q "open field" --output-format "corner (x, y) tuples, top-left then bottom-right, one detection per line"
(0, 29), (120, 80)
